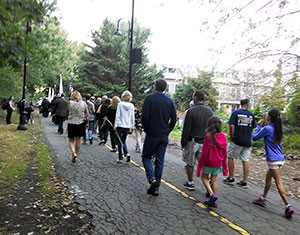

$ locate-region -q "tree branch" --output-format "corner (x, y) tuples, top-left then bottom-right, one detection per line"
(276, 10), (300, 19)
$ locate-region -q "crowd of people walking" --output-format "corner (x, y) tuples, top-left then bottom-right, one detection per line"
(34, 78), (294, 219)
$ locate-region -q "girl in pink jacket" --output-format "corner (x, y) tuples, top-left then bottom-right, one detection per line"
(197, 116), (228, 208)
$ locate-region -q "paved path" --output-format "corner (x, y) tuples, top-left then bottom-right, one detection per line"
(41, 117), (300, 235)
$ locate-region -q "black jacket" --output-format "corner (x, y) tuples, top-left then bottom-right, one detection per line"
(181, 104), (213, 148)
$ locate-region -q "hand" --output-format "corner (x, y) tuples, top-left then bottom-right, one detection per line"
(258, 119), (266, 127)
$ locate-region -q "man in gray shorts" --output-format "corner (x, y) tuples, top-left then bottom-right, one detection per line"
(181, 91), (213, 191)
(223, 99), (255, 188)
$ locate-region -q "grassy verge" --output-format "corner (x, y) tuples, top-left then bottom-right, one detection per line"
(0, 110), (56, 205)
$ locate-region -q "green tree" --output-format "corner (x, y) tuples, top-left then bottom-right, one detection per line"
(173, 71), (218, 111)
(261, 69), (286, 111)
(76, 18), (161, 101)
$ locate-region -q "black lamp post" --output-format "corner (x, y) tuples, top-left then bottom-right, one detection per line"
(114, 0), (141, 92)
(17, 21), (31, 131)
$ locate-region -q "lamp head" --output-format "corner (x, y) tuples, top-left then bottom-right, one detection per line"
(114, 28), (122, 36)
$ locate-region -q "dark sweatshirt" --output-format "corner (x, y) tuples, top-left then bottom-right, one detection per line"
(181, 104), (213, 148)
(142, 93), (177, 137)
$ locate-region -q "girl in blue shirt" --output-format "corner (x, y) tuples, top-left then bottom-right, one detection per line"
(252, 109), (294, 218)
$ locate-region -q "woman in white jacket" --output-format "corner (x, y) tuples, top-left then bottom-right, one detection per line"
(115, 90), (135, 163)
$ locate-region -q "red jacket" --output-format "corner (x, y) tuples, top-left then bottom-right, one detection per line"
(197, 132), (228, 177)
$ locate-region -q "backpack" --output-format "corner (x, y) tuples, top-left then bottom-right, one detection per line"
(2, 102), (8, 110)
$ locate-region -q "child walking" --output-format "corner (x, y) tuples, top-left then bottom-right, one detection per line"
(252, 109), (294, 218)
(197, 116), (228, 208)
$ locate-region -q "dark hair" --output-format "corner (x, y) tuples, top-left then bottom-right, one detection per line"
(86, 94), (91, 100)
(193, 90), (204, 102)
(268, 109), (283, 145)
(207, 116), (222, 145)
(8, 96), (13, 101)
(60, 93), (65, 98)
(240, 98), (249, 106)
(154, 79), (167, 92)
(104, 98), (111, 106)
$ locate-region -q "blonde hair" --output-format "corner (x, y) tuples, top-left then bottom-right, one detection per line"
(111, 96), (121, 109)
(121, 90), (132, 102)
(70, 91), (82, 102)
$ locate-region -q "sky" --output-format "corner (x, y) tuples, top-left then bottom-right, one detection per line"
(56, 0), (300, 73)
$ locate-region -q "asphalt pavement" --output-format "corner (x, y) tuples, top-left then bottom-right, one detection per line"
(41, 117), (300, 235)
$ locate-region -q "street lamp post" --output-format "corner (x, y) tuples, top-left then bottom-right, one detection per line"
(17, 21), (31, 131)
(128, 0), (135, 92)
(114, 0), (141, 92)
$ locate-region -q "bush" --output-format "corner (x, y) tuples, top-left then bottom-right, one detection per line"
(282, 134), (300, 155)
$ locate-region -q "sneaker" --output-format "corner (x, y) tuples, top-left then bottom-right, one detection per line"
(98, 140), (105, 145)
(147, 180), (158, 195)
(237, 181), (248, 188)
(82, 142), (87, 145)
(126, 154), (131, 163)
(89, 137), (93, 145)
(253, 194), (266, 207)
(285, 206), (294, 218)
(223, 177), (235, 185)
(204, 194), (218, 208)
(183, 181), (195, 191)
(135, 149), (141, 153)
(110, 148), (117, 152)
(116, 159), (123, 163)
(152, 186), (159, 196)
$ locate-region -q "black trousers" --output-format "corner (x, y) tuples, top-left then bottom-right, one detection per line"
(56, 116), (65, 134)
(6, 109), (12, 124)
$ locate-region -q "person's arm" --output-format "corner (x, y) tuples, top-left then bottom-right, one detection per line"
(196, 134), (210, 177)
(142, 97), (150, 132)
(96, 104), (102, 113)
(252, 121), (268, 141)
(222, 134), (228, 176)
(181, 110), (192, 148)
(131, 105), (135, 129)
(229, 124), (234, 140)
(169, 102), (177, 133)
(85, 103), (90, 120)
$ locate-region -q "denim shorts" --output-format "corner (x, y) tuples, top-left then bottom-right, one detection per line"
(182, 141), (203, 167)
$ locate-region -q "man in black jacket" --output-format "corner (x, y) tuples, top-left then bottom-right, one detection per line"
(181, 91), (213, 191)
(142, 79), (177, 196)
(52, 94), (68, 134)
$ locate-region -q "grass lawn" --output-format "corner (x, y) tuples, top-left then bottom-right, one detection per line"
(0, 110), (56, 204)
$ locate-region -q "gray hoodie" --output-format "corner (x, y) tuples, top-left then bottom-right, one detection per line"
(115, 101), (135, 129)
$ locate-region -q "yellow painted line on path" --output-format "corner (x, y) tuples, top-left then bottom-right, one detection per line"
(104, 145), (250, 235)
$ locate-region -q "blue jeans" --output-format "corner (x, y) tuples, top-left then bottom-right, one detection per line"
(116, 127), (129, 160)
(142, 135), (168, 184)
(88, 120), (94, 139)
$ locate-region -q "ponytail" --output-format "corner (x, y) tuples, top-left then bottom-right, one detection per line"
(207, 116), (222, 145)
(268, 109), (283, 145)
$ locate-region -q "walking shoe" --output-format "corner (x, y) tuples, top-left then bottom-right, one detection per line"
(223, 177), (235, 185)
(204, 194), (218, 208)
(147, 180), (158, 195)
(99, 140), (105, 145)
(152, 186), (159, 196)
(285, 205), (294, 218)
(253, 194), (266, 207)
(89, 137), (93, 145)
(183, 181), (195, 191)
(116, 159), (123, 163)
(110, 148), (117, 152)
(126, 154), (131, 163)
(237, 181), (248, 188)
(135, 149), (141, 153)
